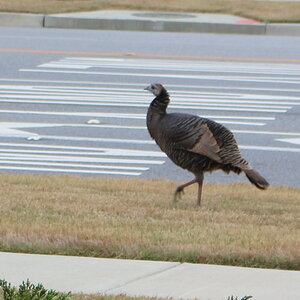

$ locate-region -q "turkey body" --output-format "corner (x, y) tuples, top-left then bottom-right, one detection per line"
(149, 112), (243, 175)
(145, 83), (269, 206)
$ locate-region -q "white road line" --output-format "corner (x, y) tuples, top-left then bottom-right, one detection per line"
(0, 147), (166, 158)
(0, 93), (293, 108)
(47, 62), (300, 76)
(0, 109), (276, 121)
(1, 84), (300, 101)
(0, 98), (287, 113)
(1, 89), (298, 106)
(37, 135), (155, 145)
(213, 120), (265, 126)
(1, 84), (299, 104)
(46, 57), (300, 75)
(39, 63), (92, 69)
(0, 165), (142, 176)
(0, 79), (299, 94)
(0, 152), (165, 164)
(239, 145), (300, 153)
(276, 138), (300, 146)
(233, 130), (300, 136)
(3, 122), (263, 131)
(0, 142), (157, 153)
(0, 159), (149, 171)
(19, 69), (300, 84)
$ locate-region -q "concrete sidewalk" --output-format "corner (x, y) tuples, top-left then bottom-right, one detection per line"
(0, 252), (299, 300)
(0, 10), (299, 36)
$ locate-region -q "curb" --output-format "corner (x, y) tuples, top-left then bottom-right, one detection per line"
(0, 12), (44, 28)
(44, 15), (266, 35)
(0, 12), (300, 36)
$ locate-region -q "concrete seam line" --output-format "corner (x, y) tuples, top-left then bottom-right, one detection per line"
(103, 262), (182, 293)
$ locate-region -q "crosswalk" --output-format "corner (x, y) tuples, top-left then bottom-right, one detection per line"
(0, 56), (299, 177)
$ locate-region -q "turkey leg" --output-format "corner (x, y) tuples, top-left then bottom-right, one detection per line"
(174, 178), (197, 203)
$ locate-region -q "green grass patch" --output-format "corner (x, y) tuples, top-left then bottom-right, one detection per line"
(0, 174), (299, 270)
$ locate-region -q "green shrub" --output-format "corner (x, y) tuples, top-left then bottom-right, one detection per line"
(0, 279), (71, 300)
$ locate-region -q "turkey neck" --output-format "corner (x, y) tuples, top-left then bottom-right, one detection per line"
(149, 88), (170, 115)
(147, 88), (170, 139)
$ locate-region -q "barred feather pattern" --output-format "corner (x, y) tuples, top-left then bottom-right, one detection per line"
(147, 86), (250, 178)
(146, 83), (269, 194)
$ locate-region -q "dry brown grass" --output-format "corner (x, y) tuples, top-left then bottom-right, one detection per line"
(0, 0), (299, 23)
(0, 174), (299, 270)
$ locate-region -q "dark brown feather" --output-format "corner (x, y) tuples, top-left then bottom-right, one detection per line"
(146, 83), (269, 193)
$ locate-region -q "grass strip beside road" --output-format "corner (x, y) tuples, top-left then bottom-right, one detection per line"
(0, 0), (299, 23)
(0, 174), (299, 270)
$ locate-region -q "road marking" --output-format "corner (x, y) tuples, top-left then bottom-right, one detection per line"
(0, 90), (297, 106)
(276, 138), (300, 146)
(0, 98), (287, 113)
(0, 147), (166, 158)
(1, 53), (299, 178)
(0, 159), (149, 171)
(19, 69), (300, 84)
(0, 109), (275, 121)
(1, 48), (300, 63)
(0, 165), (142, 176)
(232, 130), (300, 136)
(39, 59), (300, 76)
(66, 57), (300, 75)
(239, 145), (300, 153)
(0, 142), (156, 152)
(0, 78), (299, 94)
(0, 153), (164, 165)
(1, 91), (293, 108)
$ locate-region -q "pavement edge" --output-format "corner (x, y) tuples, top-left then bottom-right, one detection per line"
(0, 12), (300, 36)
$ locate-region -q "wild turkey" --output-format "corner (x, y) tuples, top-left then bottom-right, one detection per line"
(145, 83), (269, 206)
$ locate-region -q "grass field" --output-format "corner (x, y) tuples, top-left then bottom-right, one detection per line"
(0, 174), (299, 270)
(0, 0), (299, 23)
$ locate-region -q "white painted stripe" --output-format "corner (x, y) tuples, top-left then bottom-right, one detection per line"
(0, 142), (157, 153)
(0, 152), (165, 164)
(240, 145), (300, 153)
(0, 79), (299, 93)
(1, 84), (299, 102)
(213, 120), (265, 126)
(50, 62), (300, 76)
(38, 63), (91, 69)
(233, 130), (300, 136)
(19, 69), (300, 84)
(1, 89), (297, 106)
(276, 138), (300, 146)
(0, 87), (299, 107)
(50, 57), (300, 75)
(40, 135), (155, 145)
(202, 116), (275, 120)
(0, 93), (292, 109)
(0, 98), (286, 112)
(0, 109), (275, 121)
(0, 165), (142, 176)
(0, 147), (166, 158)
(0, 159), (149, 171)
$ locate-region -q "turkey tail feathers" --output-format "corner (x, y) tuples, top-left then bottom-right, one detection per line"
(245, 169), (269, 190)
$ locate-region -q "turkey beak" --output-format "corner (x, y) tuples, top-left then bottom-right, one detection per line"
(144, 85), (151, 91)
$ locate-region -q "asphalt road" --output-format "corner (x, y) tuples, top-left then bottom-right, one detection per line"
(0, 27), (299, 188)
